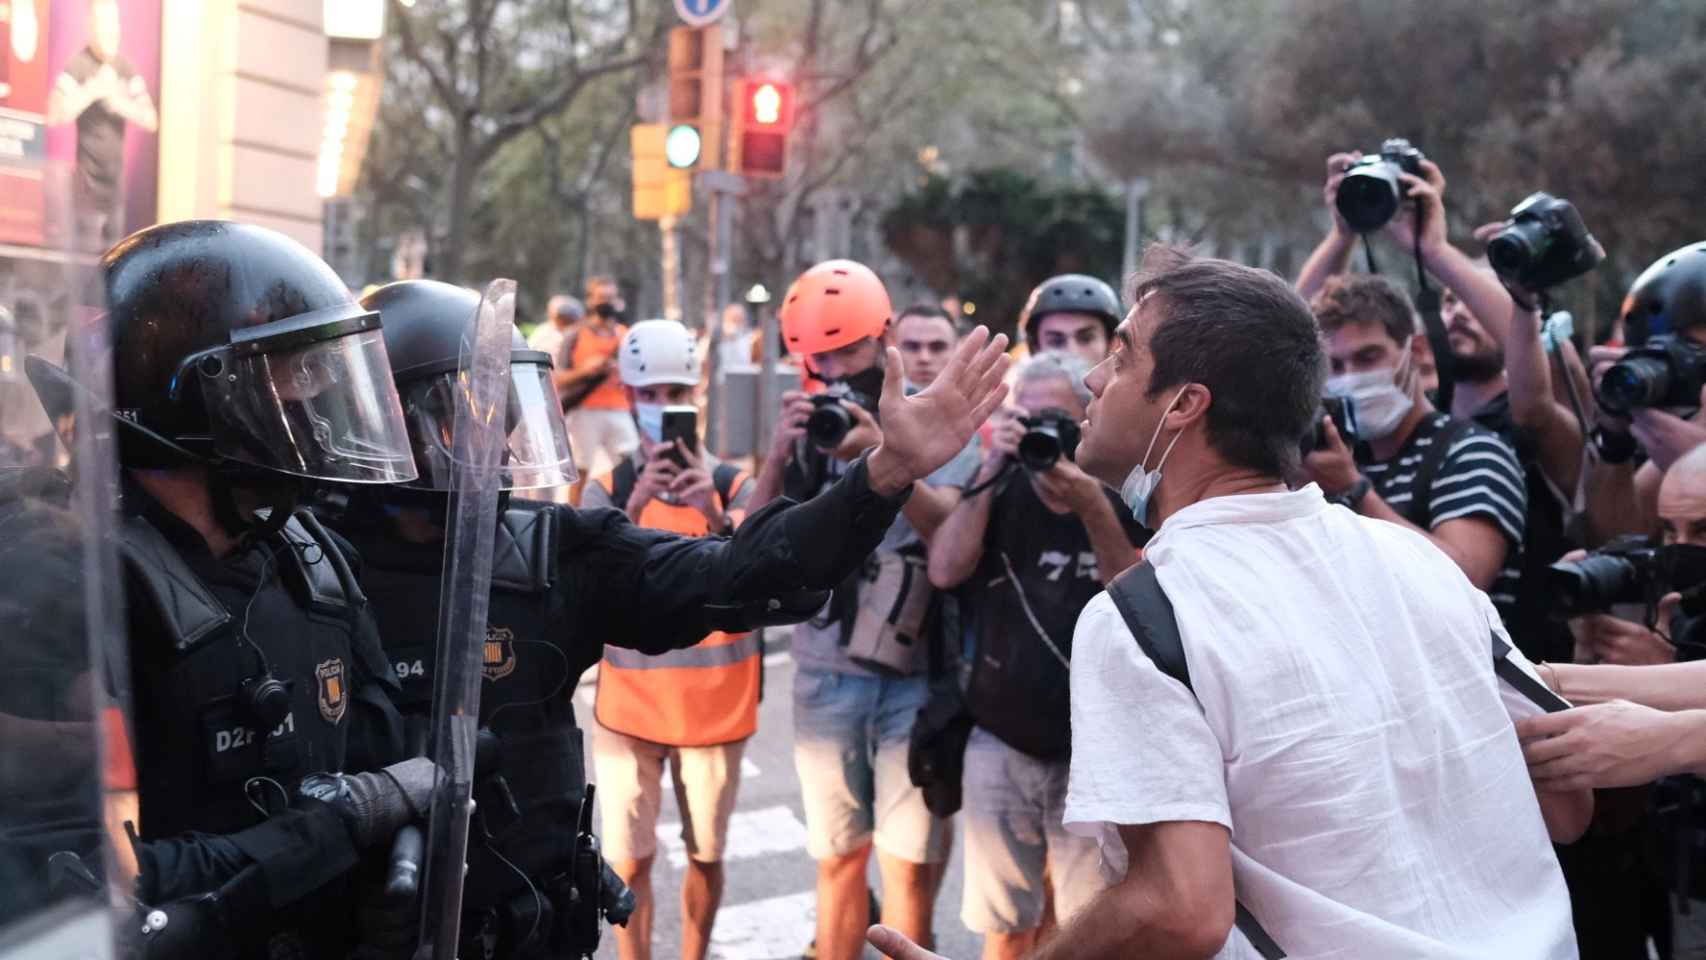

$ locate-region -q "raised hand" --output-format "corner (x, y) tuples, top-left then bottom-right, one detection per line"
(866, 326), (1010, 496)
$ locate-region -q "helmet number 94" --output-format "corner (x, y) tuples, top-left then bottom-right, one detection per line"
(394, 659), (427, 681)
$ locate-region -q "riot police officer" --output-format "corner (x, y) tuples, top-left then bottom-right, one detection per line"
(32, 221), (436, 958)
(315, 279), (1011, 958)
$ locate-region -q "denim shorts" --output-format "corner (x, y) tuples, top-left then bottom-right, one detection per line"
(791, 666), (950, 863)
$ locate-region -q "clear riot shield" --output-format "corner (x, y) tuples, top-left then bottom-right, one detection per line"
(417, 280), (515, 959)
(0, 211), (125, 956)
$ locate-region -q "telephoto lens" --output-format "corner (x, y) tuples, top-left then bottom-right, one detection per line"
(806, 394), (855, 450)
(1546, 535), (1658, 616)
(1017, 408), (1081, 471)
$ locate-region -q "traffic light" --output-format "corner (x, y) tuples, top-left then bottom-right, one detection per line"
(630, 124), (692, 220)
(667, 25), (724, 171)
(732, 79), (795, 179)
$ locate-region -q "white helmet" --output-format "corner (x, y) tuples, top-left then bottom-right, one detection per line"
(619, 319), (701, 387)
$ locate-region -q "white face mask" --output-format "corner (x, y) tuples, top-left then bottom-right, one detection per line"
(633, 402), (665, 443)
(1119, 385), (1190, 529)
(1325, 343), (1414, 440)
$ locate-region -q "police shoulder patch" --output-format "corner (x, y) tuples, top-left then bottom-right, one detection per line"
(315, 658), (348, 723)
(482, 625), (517, 682)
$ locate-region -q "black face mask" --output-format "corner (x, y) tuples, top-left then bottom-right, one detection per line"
(592, 302), (623, 322)
(830, 363), (886, 412)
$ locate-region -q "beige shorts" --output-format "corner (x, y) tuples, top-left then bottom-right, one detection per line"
(592, 723), (746, 864)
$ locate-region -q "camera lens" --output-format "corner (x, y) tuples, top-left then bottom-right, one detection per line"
(806, 402), (854, 450)
(1598, 355), (1672, 415)
(1336, 162), (1402, 233)
(1018, 425), (1063, 471)
(1548, 554), (1642, 616)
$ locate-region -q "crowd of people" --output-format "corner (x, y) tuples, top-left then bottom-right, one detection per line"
(6, 139), (1706, 960)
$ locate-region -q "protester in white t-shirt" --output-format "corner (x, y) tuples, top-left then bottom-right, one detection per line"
(867, 247), (1590, 960)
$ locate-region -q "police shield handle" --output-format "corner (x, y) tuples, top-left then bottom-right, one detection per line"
(867, 326), (1010, 496)
(418, 279), (516, 959)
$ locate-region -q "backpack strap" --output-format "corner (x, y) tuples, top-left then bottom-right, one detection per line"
(1490, 631), (1570, 713)
(1403, 417), (1477, 530)
(1103, 563), (1286, 960)
(115, 515), (232, 654)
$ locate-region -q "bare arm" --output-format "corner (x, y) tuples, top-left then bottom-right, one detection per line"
(1295, 229), (1356, 304)
(902, 481), (961, 544)
(1550, 660), (1706, 711)
(1294, 152), (1362, 303)
(1079, 492), (1141, 586)
(928, 457), (1001, 589)
(1028, 821), (1235, 960)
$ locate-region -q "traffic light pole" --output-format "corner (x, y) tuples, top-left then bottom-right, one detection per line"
(701, 170), (744, 456)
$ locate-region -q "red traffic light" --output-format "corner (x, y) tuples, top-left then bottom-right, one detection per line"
(742, 79), (794, 130)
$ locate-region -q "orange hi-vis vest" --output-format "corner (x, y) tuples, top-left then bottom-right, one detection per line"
(568, 321), (629, 410)
(593, 458), (760, 747)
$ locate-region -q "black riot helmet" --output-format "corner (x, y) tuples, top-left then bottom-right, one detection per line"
(103, 220), (417, 484)
(360, 279), (577, 491)
(1019, 274), (1122, 351)
(1621, 242), (1706, 345)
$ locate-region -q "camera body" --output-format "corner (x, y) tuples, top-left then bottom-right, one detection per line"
(1335, 138), (1426, 233)
(806, 391), (874, 451)
(1596, 334), (1706, 416)
(1017, 407), (1082, 471)
(1548, 538), (1706, 618)
(1300, 396), (1359, 456)
(1487, 192), (1603, 291)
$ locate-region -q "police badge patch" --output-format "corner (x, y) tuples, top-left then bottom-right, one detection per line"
(482, 626), (517, 681)
(316, 658), (348, 723)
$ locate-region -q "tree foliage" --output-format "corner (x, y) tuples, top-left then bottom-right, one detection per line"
(881, 170), (1123, 338)
(1079, 0), (1706, 323)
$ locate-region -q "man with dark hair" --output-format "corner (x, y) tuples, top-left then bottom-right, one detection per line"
(895, 305), (957, 389)
(867, 247), (1586, 960)
(1303, 273), (1529, 623)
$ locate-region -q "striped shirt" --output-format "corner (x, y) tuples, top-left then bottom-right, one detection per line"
(1360, 411), (1527, 622)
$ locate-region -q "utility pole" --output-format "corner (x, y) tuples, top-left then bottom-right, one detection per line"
(701, 170), (744, 454)
(660, 215), (682, 323)
(1122, 178), (1149, 282)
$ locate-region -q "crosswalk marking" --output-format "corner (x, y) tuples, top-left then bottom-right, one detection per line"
(654, 803), (808, 871)
(706, 890), (817, 960)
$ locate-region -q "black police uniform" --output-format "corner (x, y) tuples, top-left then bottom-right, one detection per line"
(328, 454), (910, 957)
(36, 219), (428, 959)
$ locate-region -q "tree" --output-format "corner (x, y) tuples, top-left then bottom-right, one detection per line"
(881, 169), (1123, 339)
(375, 0), (668, 281)
(1076, 0), (1706, 326)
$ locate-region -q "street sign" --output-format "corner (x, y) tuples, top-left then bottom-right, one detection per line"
(673, 0), (730, 27)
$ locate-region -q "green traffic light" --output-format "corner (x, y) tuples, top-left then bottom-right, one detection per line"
(666, 124), (702, 168)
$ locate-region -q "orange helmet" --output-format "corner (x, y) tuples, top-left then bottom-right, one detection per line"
(780, 259), (892, 358)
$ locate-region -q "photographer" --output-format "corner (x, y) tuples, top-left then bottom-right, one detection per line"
(748, 260), (994, 960)
(926, 353), (1142, 960)
(1303, 274), (1529, 619)
(1580, 243), (1706, 545)
(871, 247), (1585, 960)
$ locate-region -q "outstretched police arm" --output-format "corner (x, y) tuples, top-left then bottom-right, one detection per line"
(570, 328), (1010, 654)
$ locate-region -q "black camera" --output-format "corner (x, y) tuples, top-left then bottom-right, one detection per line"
(1017, 408), (1082, 471)
(806, 393), (859, 450)
(1548, 538), (1706, 617)
(1487, 192), (1603, 291)
(1300, 396), (1359, 455)
(1596, 334), (1706, 416)
(1335, 138), (1426, 233)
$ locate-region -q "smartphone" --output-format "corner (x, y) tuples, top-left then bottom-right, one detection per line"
(660, 406), (699, 468)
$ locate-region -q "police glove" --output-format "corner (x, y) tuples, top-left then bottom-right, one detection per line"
(296, 757), (439, 848)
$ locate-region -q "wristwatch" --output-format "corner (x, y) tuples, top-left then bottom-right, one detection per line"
(1332, 475), (1373, 511)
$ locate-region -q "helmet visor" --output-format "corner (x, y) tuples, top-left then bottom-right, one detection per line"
(198, 329), (418, 483)
(399, 358), (578, 491)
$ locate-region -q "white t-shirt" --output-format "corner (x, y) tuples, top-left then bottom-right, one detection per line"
(1064, 484), (1576, 959)
(527, 322), (571, 374)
